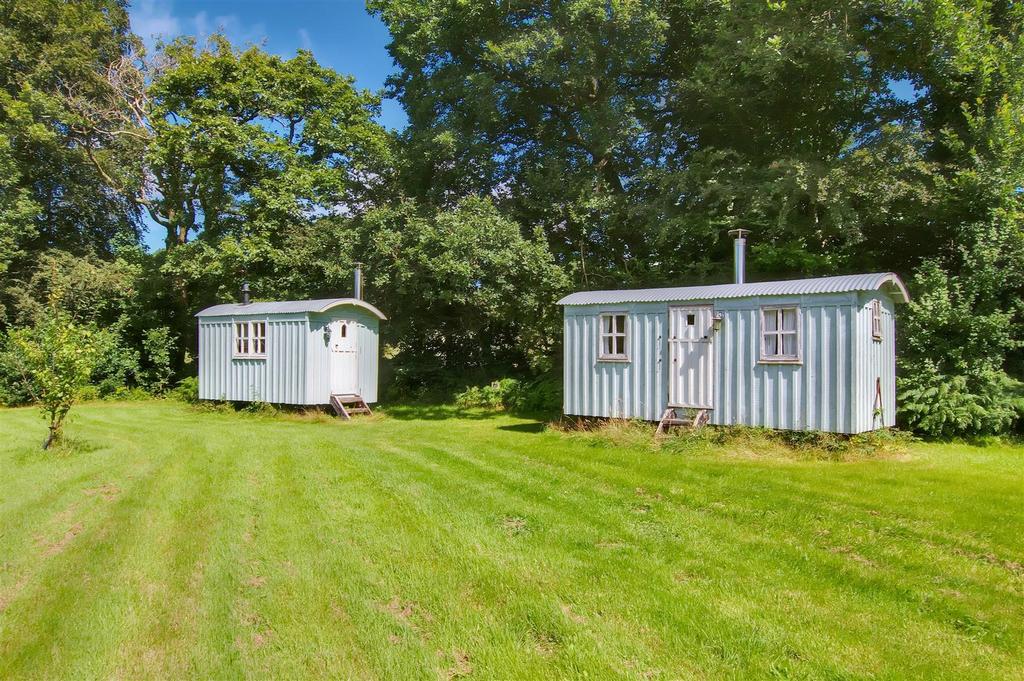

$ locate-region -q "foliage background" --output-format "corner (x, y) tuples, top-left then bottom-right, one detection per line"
(0, 0), (1021, 436)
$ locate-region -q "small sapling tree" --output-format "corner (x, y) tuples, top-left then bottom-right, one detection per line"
(8, 307), (100, 449)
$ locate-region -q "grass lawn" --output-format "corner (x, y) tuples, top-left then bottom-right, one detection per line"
(0, 401), (1021, 679)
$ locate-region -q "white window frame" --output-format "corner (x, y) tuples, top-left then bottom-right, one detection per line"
(233, 320), (267, 359)
(598, 312), (629, 361)
(759, 306), (801, 363)
(871, 299), (883, 341)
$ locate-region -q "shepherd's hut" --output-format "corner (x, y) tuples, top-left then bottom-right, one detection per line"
(195, 267), (384, 418)
(557, 231), (909, 434)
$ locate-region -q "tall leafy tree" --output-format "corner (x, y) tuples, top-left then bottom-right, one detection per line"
(371, 0), (1022, 281)
(81, 36), (396, 351)
(356, 197), (569, 383)
(0, 0), (143, 323)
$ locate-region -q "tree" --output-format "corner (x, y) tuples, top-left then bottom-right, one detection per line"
(356, 196), (570, 387)
(7, 301), (100, 448)
(371, 0), (1023, 282)
(142, 36), (393, 252)
(0, 0), (143, 326)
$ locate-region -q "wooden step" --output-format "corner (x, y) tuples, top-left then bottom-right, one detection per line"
(329, 394), (372, 419)
(656, 407), (710, 436)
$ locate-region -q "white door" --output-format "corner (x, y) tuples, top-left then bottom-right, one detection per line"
(329, 320), (359, 395)
(668, 306), (714, 408)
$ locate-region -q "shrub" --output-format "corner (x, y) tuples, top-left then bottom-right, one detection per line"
(898, 362), (1023, 438)
(505, 373), (562, 414)
(141, 326), (176, 394)
(104, 386), (153, 401)
(92, 325), (141, 397)
(453, 373), (562, 414)
(6, 308), (100, 448)
(455, 378), (521, 409)
(898, 242), (1023, 437)
(169, 376), (199, 403)
(0, 332), (34, 406)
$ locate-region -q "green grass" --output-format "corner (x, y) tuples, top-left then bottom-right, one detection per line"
(0, 401), (1021, 680)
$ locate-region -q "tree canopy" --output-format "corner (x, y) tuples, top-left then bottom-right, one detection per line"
(0, 0), (1021, 435)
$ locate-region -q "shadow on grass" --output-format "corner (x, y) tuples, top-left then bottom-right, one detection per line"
(497, 422), (547, 434)
(380, 404), (505, 421)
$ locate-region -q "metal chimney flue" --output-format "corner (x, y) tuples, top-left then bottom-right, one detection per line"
(240, 281), (251, 305)
(353, 262), (363, 300)
(728, 229), (751, 284)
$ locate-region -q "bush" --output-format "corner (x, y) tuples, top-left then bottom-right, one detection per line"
(92, 325), (141, 397)
(105, 386), (152, 401)
(6, 307), (100, 448)
(898, 362), (1023, 438)
(454, 373), (563, 414)
(506, 373), (562, 414)
(169, 376), (199, 403)
(141, 326), (176, 394)
(0, 333), (34, 406)
(455, 378), (522, 409)
(898, 243), (1023, 437)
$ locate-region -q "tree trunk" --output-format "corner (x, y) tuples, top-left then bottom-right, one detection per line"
(43, 421), (60, 450)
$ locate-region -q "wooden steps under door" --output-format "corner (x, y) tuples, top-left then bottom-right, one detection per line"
(655, 407), (710, 436)
(329, 394), (372, 419)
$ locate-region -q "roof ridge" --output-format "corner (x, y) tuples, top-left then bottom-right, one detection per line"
(558, 272), (908, 305)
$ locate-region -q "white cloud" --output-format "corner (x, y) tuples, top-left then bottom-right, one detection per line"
(189, 9), (266, 48)
(129, 0), (268, 50)
(298, 28), (313, 51)
(131, 0), (181, 45)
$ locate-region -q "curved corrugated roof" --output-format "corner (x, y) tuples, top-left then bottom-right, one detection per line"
(195, 298), (387, 320)
(557, 272), (909, 306)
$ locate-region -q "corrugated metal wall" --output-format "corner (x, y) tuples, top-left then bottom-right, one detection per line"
(197, 316), (308, 403)
(306, 310), (380, 404)
(563, 292), (899, 433)
(197, 305), (381, 406)
(711, 294), (858, 432)
(563, 302), (666, 421)
(855, 293), (898, 429)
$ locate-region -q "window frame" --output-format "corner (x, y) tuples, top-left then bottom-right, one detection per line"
(871, 299), (883, 341)
(233, 319), (268, 359)
(759, 306), (802, 364)
(598, 312), (629, 362)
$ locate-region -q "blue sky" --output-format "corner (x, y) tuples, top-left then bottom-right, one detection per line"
(130, 0), (404, 249)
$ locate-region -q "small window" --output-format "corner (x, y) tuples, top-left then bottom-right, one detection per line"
(340, 323), (347, 338)
(761, 307), (800, 362)
(234, 320), (267, 358)
(599, 313), (628, 360)
(871, 299), (882, 341)
(686, 313), (695, 326)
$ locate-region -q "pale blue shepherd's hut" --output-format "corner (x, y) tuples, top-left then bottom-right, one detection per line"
(557, 231), (909, 434)
(195, 270), (385, 417)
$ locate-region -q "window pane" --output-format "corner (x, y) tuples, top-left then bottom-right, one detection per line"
(782, 308), (797, 331)
(603, 316), (613, 334)
(615, 336), (625, 355)
(764, 334), (778, 356)
(603, 336), (613, 356)
(764, 311), (778, 332)
(615, 315), (625, 334)
(782, 334), (797, 356)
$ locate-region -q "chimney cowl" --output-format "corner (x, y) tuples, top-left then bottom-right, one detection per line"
(727, 229), (750, 284)
(240, 281), (251, 305)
